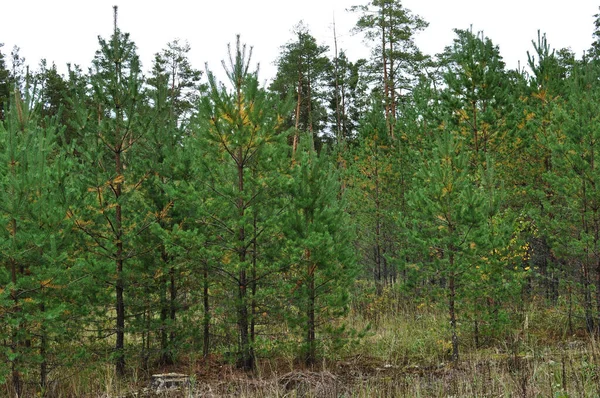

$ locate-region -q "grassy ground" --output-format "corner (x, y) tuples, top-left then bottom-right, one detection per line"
(5, 289), (600, 397)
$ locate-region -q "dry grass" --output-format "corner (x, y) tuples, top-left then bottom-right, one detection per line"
(5, 287), (600, 397)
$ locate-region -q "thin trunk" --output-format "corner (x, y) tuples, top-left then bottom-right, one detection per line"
(333, 16), (341, 145)
(250, 213), (258, 353)
(114, 8), (126, 376)
(449, 246), (459, 362)
(159, 249), (173, 365)
(202, 261), (210, 358)
(582, 181), (595, 333)
(374, 152), (383, 294)
(10, 238), (21, 397)
(381, 15), (390, 137)
(306, 251), (316, 366)
(159, 275), (168, 364)
(293, 71), (302, 155)
(140, 304), (149, 371)
(169, 264), (177, 348)
(237, 150), (253, 370)
(388, 8), (395, 140)
(115, 157), (125, 376)
(583, 260), (594, 333)
(40, 297), (48, 391)
(472, 100), (478, 154)
(568, 283), (574, 335)
(307, 67), (314, 150)
(237, 267), (251, 370)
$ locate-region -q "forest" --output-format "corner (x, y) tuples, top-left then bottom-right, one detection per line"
(2, 1), (600, 397)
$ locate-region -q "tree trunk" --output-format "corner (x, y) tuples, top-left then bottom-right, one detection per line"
(381, 14), (390, 138)
(40, 298), (48, 391)
(202, 261), (210, 358)
(115, 148), (126, 376)
(10, 244), (22, 397)
(250, 213), (258, 358)
(374, 152), (383, 294)
(236, 154), (253, 370)
(333, 17), (342, 144)
(305, 251), (316, 366)
(237, 268), (252, 370)
(293, 71), (302, 155)
(169, 264), (177, 350)
(449, 252), (459, 363)
(388, 9), (395, 140)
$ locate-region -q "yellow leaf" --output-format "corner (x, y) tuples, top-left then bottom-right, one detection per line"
(112, 175), (125, 185)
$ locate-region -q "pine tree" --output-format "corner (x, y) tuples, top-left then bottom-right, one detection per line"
(345, 100), (404, 292)
(516, 33), (575, 314)
(66, 7), (151, 376)
(545, 57), (600, 334)
(141, 39), (204, 366)
(193, 36), (291, 370)
(326, 51), (367, 143)
(0, 43), (9, 121)
(284, 138), (357, 365)
(440, 27), (508, 169)
(270, 22), (332, 152)
(0, 78), (70, 396)
(351, 0), (428, 140)
(410, 132), (487, 362)
(590, 7), (600, 60)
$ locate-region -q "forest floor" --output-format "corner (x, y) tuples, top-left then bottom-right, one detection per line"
(113, 342), (598, 397)
(19, 289), (600, 397)
(102, 299), (600, 397)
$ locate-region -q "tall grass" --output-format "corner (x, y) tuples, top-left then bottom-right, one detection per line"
(5, 284), (600, 397)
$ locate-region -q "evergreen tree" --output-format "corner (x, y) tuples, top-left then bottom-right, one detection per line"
(284, 138), (357, 365)
(66, 8), (151, 376)
(545, 58), (600, 333)
(148, 39), (203, 128)
(270, 22), (332, 152)
(517, 33), (574, 311)
(590, 7), (600, 60)
(439, 27), (509, 169)
(345, 101), (400, 291)
(9, 47), (25, 96)
(326, 51), (367, 143)
(193, 36), (291, 370)
(140, 39), (204, 366)
(0, 79), (70, 396)
(410, 132), (487, 361)
(0, 43), (9, 120)
(351, 0), (428, 139)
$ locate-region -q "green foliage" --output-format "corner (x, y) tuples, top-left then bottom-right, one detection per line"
(284, 138), (358, 364)
(270, 23), (332, 149)
(0, 43), (9, 120)
(440, 27), (509, 167)
(192, 35), (293, 370)
(5, 5), (600, 395)
(0, 77), (74, 392)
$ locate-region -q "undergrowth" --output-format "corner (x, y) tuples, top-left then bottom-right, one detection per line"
(3, 284), (600, 397)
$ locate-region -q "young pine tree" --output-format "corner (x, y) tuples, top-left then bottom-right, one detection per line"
(284, 137), (357, 365)
(193, 36), (291, 370)
(67, 9), (151, 376)
(0, 80), (70, 396)
(410, 132), (487, 362)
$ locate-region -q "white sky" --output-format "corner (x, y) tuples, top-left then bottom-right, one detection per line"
(0, 0), (597, 83)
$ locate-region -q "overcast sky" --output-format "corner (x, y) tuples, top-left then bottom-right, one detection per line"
(1, 1), (597, 83)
